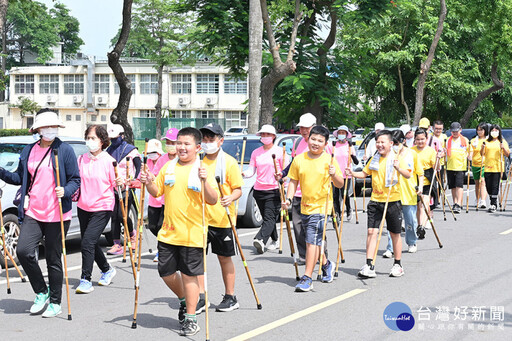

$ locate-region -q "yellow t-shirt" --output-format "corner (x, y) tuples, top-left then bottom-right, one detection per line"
(363, 154), (405, 202)
(399, 148), (423, 206)
(203, 153), (244, 228)
(155, 161), (212, 248)
(411, 145), (436, 186)
(288, 152), (342, 215)
(446, 136), (469, 171)
(483, 139), (509, 173)
(470, 137), (485, 167)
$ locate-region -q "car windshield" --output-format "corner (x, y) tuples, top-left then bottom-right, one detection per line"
(0, 143), (27, 171)
(223, 139), (262, 163)
(227, 128), (244, 133)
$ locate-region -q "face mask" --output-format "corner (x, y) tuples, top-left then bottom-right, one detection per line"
(110, 136), (123, 149)
(201, 142), (219, 155)
(147, 153), (159, 160)
(32, 133), (40, 141)
(392, 145), (400, 153)
(40, 127), (58, 142)
(86, 139), (101, 153)
(338, 134), (347, 141)
(165, 145), (176, 154)
(260, 137), (273, 145)
(491, 131), (499, 138)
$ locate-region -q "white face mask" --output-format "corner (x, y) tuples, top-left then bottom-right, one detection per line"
(39, 127), (58, 142)
(491, 131), (499, 138)
(32, 133), (40, 141)
(86, 139), (101, 153)
(338, 134), (347, 141)
(201, 142), (219, 155)
(165, 145), (176, 154)
(392, 145), (400, 153)
(147, 153), (159, 160)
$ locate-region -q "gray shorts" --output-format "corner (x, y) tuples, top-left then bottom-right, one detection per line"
(301, 213), (326, 246)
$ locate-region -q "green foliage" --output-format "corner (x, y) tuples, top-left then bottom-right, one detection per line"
(0, 129), (31, 137)
(50, 3), (84, 55)
(10, 96), (41, 117)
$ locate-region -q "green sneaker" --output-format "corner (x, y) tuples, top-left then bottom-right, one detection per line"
(29, 290), (49, 314)
(42, 303), (62, 318)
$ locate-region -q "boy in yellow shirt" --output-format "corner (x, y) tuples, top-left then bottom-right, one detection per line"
(446, 122), (470, 213)
(197, 123), (243, 312)
(141, 127), (218, 336)
(348, 130), (411, 278)
(282, 126), (344, 292)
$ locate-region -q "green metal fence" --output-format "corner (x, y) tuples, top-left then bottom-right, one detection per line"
(132, 117), (226, 140)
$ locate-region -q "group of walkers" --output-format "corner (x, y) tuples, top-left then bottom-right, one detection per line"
(0, 109), (509, 337)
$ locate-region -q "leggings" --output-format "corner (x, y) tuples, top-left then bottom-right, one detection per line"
(111, 189), (137, 240)
(147, 205), (165, 236)
(485, 172), (500, 206)
(78, 208), (111, 281)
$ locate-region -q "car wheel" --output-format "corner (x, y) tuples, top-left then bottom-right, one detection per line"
(0, 213), (21, 268)
(242, 191), (262, 228)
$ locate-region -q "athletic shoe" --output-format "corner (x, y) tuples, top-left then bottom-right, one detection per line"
(42, 303), (62, 318)
(346, 209), (353, 222)
(358, 264), (376, 278)
(216, 294), (240, 312)
(295, 275), (313, 292)
(98, 267), (117, 286)
(267, 240), (279, 251)
(297, 257), (306, 266)
(106, 243), (123, 255)
(178, 303), (186, 324)
(382, 250), (393, 258)
(488, 205), (497, 213)
(253, 239), (265, 254)
(479, 200), (487, 209)
(76, 279), (94, 294)
(30, 290), (49, 314)
(130, 233), (137, 251)
(321, 260), (334, 283)
(408, 245), (417, 253)
(195, 297), (210, 314)
(179, 318), (200, 336)
(153, 252), (159, 262)
(416, 225), (426, 240)
(389, 264), (404, 277)
(453, 204), (461, 214)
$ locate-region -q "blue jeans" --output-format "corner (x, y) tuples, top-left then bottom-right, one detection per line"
(386, 204), (418, 252)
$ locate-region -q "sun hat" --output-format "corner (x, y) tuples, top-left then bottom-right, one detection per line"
(29, 111), (65, 133)
(256, 124), (277, 136)
(333, 125), (352, 139)
(296, 113), (316, 128)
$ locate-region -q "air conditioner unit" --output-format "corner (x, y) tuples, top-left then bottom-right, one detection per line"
(46, 95), (56, 103)
(73, 95), (83, 104)
(94, 96), (107, 106)
(178, 97), (190, 106)
(98, 96), (103, 103)
(206, 97), (217, 106)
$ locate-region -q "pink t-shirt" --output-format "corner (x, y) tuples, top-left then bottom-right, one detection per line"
(77, 152), (116, 212)
(249, 145), (287, 191)
(334, 141), (352, 179)
(148, 154), (173, 207)
(26, 144), (72, 222)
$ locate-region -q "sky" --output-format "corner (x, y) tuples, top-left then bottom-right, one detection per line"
(41, 0), (123, 59)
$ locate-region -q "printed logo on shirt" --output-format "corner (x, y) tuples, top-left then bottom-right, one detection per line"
(162, 222), (175, 231)
(223, 236), (232, 242)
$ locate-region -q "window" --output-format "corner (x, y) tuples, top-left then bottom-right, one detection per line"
(114, 74), (136, 94)
(75, 115), (81, 121)
(39, 75), (59, 94)
(171, 110), (192, 118)
(139, 109), (156, 118)
(94, 74), (110, 94)
(171, 74), (192, 94)
(224, 76), (247, 94)
(140, 74), (157, 94)
(66, 115), (72, 121)
(224, 111), (247, 129)
(14, 75), (34, 94)
(64, 75), (84, 94)
(199, 111), (218, 119)
(101, 115), (107, 122)
(196, 74), (219, 94)
(91, 115), (97, 122)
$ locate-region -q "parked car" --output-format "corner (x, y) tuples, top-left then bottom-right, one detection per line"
(0, 136), (138, 268)
(222, 134), (300, 227)
(224, 127), (248, 136)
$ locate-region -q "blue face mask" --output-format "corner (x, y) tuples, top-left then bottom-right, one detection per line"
(110, 136), (123, 149)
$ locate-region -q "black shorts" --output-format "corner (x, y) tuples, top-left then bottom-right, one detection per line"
(367, 200), (402, 234)
(207, 226), (236, 257)
(446, 170), (464, 189)
(157, 241), (203, 277)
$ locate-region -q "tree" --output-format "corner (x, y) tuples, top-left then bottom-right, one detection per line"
(10, 95), (40, 117)
(49, 2), (84, 55)
(109, 0), (134, 144)
(248, 0), (262, 133)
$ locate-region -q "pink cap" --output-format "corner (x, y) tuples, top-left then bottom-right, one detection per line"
(163, 128), (179, 141)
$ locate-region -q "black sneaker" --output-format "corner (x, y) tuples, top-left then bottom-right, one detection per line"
(179, 318), (200, 336)
(416, 225), (426, 240)
(453, 204), (461, 214)
(178, 303), (186, 324)
(216, 294), (240, 312)
(195, 297), (210, 314)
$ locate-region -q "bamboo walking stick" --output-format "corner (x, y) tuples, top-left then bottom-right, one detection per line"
(334, 150), (352, 277)
(199, 153), (210, 341)
(278, 144), (286, 254)
(499, 147), (504, 210)
(234, 137), (247, 223)
(123, 157), (131, 262)
(371, 178), (395, 267)
(278, 180), (301, 281)
(417, 187), (443, 248)
(435, 171), (457, 221)
(466, 161), (471, 213)
(478, 146), (486, 211)
(362, 144), (366, 212)
(350, 144), (359, 224)
(215, 176), (262, 309)
(501, 165), (512, 211)
(134, 139), (149, 260)
(53, 150), (72, 320)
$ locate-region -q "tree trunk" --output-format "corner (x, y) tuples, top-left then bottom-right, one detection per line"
(460, 62), (504, 127)
(259, 0), (301, 125)
(247, 0), (263, 133)
(155, 62), (163, 139)
(108, 0), (134, 144)
(398, 64), (410, 124)
(0, 16), (7, 102)
(412, 0), (446, 126)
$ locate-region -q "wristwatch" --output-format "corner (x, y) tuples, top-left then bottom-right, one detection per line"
(286, 198), (292, 205)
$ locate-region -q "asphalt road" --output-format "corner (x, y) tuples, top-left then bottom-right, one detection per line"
(1, 186), (511, 340)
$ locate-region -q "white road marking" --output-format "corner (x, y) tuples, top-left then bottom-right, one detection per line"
(499, 228), (512, 235)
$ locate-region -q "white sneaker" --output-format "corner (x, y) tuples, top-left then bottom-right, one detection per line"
(479, 200), (487, 209)
(382, 250), (393, 258)
(358, 264), (376, 278)
(389, 264), (404, 277)
(267, 240), (279, 250)
(408, 245), (417, 253)
(253, 239), (265, 254)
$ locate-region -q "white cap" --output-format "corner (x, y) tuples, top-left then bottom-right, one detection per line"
(400, 124), (412, 135)
(30, 111), (65, 133)
(296, 113), (316, 128)
(256, 124), (277, 136)
(333, 125), (352, 139)
(147, 139), (164, 155)
(374, 122), (385, 131)
(107, 124), (124, 138)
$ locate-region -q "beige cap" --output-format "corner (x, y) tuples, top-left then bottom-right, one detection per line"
(256, 124), (277, 136)
(147, 139), (164, 154)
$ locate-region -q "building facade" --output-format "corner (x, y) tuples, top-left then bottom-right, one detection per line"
(3, 57), (248, 137)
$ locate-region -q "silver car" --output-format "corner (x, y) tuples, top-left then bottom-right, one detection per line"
(222, 134), (301, 228)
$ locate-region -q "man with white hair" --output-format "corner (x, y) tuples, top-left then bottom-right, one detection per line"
(364, 122), (385, 160)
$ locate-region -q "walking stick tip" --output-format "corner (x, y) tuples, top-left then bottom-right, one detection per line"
(316, 274), (321, 281)
(215, 176), (221, 183)
(53, 149), (58, 156)
(278, 250), (282, 254)
(122, 259), (126, 263)
(131, 321), (137, 329)
(143, 156), (147, 164)
(22, 277), (27, 282)
(342, 259), (345, 263)
(145, 137), (149, 142)
(271, 153), (276, 159)
(296, 276), (300, 281)
(243, 136), (247, 141)
(113, 161), (118, 167)
(7, 288), (11, 294)
(439, 245), (443, 248)
(68, 314), (72, 320)
(334, 272), (338, 277)
(257, 304), (262, 310)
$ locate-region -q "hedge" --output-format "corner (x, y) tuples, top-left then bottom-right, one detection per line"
(0, 129), (31, 137)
